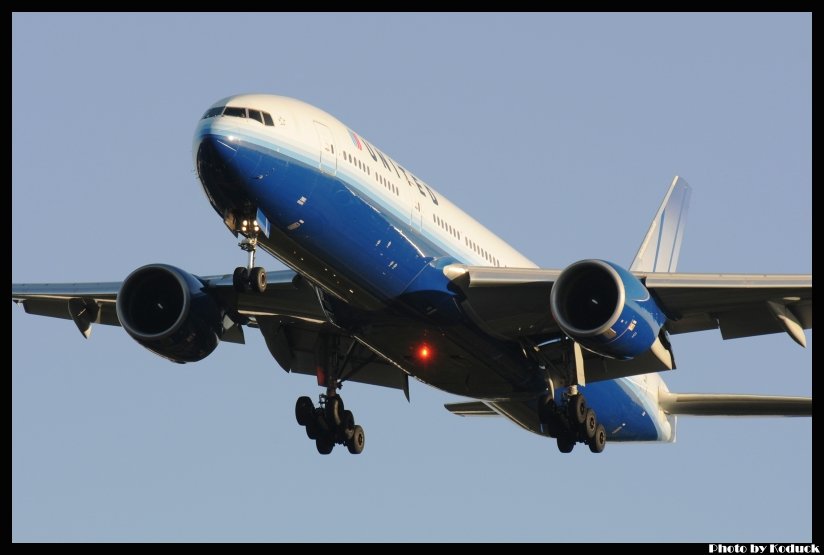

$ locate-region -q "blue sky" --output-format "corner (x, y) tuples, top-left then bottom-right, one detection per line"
(12, 13), (811, 541)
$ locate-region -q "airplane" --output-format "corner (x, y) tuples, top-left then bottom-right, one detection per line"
(12, 94), (812, 455)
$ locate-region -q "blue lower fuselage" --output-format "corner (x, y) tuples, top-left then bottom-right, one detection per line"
(193, 118), (665, 442)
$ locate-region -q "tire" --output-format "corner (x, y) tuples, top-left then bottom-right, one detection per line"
(232, 267), (249, 292)
(589, 423), (607, 454)
(569, 394), (587, 425)
(537, 400), (554, 424)
(325, 396), (344, 428)
(250, 267), (267, 293)
(341, 409), (355, 440)
(347, 425), (365, 455)
(305, 421), (318, 440)
(538, 400), (561, 435)
(316, 436), (334, 455)
(295, 396), (314, 426)
(556, 434), (575, 454)
(582, 408), (597, 440)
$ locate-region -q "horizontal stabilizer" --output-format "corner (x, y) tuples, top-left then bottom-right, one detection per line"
(660, 391), (811, 416)
(444, 401), (498, 416)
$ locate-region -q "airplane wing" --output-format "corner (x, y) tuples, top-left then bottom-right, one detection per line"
(444, 265), (811, 343)
(12, 270), (408, 391)
(443, 264), (811, 382)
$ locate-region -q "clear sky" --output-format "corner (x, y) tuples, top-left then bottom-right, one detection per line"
(12, 13), (811, 542)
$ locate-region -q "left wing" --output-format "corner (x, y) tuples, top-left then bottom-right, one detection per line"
(642, 272), (811, 346)
(444, 265), (811, 343)
(443, 264), (811, 383)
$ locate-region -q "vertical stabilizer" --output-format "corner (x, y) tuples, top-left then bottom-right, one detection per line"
(630, 176), (691, 273)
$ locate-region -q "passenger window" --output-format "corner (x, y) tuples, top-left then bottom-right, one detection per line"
(224, 107), (247, 118)
(248, 109), (264, 124)
(262, 112), (274, 126)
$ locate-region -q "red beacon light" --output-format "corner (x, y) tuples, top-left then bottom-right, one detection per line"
(416, 344), (433, 362)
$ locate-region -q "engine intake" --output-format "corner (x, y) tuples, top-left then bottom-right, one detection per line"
(116, 264), (224, 363)
(550, 259), (666, 359)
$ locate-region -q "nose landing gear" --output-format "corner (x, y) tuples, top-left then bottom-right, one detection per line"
(232, 219), (267, 293)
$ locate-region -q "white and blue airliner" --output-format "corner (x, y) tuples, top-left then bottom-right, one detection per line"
(12, 94), (812, 455)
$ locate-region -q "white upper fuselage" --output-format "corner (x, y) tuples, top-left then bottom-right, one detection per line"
(194, 94), (536, 270)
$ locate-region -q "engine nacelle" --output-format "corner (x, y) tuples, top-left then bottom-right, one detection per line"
(116, 264), (224, 363)
(549, 259), (666, 359)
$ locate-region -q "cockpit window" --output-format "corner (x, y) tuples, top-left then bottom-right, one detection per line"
(248, 109), (264, 124)
(223, 107), (247, 118)
(202, 106), (225, 119)
(207, 105), (275, 126)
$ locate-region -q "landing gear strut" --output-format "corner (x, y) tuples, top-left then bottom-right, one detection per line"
(232, 219), (267, 293)
(539, 387), (607, 454)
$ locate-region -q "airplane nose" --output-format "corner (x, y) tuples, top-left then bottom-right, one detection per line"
(194, 134), (248, 213)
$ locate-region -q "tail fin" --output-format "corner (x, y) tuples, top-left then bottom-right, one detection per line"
(630, 176), (691, 273)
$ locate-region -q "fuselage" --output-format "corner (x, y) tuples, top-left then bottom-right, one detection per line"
(193, 94), (674, 442)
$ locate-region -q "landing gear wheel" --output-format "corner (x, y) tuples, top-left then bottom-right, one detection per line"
(250, 267), (267, 293)
(569, 394), (587, 425)
(305, 419), (319, 440)
(589, 423), (607, 453)
(232, 267), (249, 292)
(341, 410), (355, 441)
(582, 408), (598, 440)
(316, 436), (334, 455)
(538, 401), (562, 436)
(347, 425), (365, 454)
(557, 434), (575, 454)
(295, 396), (314, 426)
(325, 396), (344, 427)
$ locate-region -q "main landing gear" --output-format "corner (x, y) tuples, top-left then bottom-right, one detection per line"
(295, 393), (365, 455)
(539, 387), (606, 454)
(294, 336), (368, 455)
(232, 220), (267, 293)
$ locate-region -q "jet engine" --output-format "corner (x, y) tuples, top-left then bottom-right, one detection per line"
(116, 264), (225, 363)
(549, 259), (666, 359)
